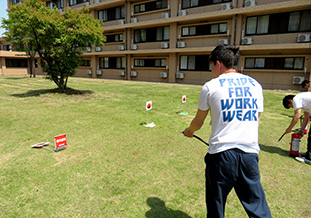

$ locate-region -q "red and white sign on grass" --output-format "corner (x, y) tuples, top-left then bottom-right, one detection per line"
(146, 101), (152, 111)
(54, 134), (67, 151)
(31, 134), (67, 152)
(144, 101), (156, 127)
(182, 95), (186, 103)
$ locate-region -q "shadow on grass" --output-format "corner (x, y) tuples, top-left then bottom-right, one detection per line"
(11, 87), (94, 98)
(259, 143), (290, 157)
(4, 77), (28, 80)
(145, 197), (192, 218)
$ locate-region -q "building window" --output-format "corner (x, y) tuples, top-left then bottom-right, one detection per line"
(69, 0), (89, 6)
(246, 10), (311, 35)
(104, 34), (124, 43)
(81, 59), (91, 67)
(47, 0), (64, 9)
(182, 23), (227, 37)
(12, 0), (22, 5)
(180, 55), (211, 71)
(182, 0), (231, 9)
(6, 59), (28, 68)
(99, 57), (125, 69)
(288, 10), (311, 32)
(134, 58), (166, 67)
(3, 45), (12, 51)
(244, 57), (305, 70)
(134, 26), (169, 43)
(134, 0), (168, 14)
(99, 6), (125, 22)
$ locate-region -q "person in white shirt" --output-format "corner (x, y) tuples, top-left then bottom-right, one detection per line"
(301, 80), (310, 89)
(183, 44), (271, 218)
(283, 93), (311, 160)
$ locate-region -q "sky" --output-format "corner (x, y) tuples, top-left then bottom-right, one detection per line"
(0, 1), (8, 37)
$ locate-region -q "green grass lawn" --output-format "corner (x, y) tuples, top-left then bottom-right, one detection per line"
(0, 76), (310, 217)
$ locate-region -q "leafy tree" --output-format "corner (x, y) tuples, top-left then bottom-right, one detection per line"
(2, 0), (104, 90)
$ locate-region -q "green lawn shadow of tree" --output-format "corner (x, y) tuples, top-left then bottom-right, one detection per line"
(145, 197), (192, 218)
(11, 87), (94, 98)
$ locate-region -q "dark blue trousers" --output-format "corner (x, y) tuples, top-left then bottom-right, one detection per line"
(205, 148), (271, 218)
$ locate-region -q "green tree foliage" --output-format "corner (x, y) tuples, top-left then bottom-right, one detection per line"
(2, 0), (104, 90)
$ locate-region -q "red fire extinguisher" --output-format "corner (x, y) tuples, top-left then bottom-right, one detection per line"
(290, 132), (301, 157)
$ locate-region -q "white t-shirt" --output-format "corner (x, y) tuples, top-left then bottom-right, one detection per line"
(293, 92), (311, 113)
(198, 72), (264, 154)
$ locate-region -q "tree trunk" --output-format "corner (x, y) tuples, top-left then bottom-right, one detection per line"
(29, 58), (33, 78)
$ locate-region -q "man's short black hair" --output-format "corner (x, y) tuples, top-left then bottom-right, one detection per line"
(209, 44), (240, 69)
(283, 95), (295, 109)
(301, 80), (310, 88)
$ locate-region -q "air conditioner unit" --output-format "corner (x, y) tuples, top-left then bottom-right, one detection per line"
(297, 34), (311, 43)
(245, 0), (256, 7)
(87, 69), (92, 75)
(219, 38), (229, 45)
(119, 71), (125, 77)
(176, 72), (184, 79)
(177, 41), (186, 48)
(161, 12), (169, 19)
(86, 47), (92, 52)
(131, 44), (138, 50)
(118, 20), (125, 25)
(131, 71), (137, 77)
(119, 45), (125, 51)
(94, 0), (99, 3)
(131, 17), (138, 23)
(293, 76), (305, 85)
(85, 2), (90, 6)
(161, 42), (169, 49)
(95, 46), (102, 52)
(221, 3), (231, 10)
(160, 71), (168, 78)
(96, 70), (102, 75)
(241, 37), (252, 45)
(178, 10), (187, 17)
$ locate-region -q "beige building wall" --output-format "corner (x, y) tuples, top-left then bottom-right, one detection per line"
(0, 37), (29, 75)
(5, 0), (311, 90)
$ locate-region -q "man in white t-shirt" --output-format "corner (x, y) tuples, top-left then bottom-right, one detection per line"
(183, 45), (271, 218)
(283, 93), (311, 160)
(301, 80), (310, 89)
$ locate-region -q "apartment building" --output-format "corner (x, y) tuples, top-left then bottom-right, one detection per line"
(5, 0), (311, 90)
(0, 37), (29, 76)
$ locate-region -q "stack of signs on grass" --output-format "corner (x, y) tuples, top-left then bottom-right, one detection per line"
(144, 101), (156, 128)
(31, 134), (67, 152)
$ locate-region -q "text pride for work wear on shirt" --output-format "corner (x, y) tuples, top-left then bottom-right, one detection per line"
(219, 77), (259, 122)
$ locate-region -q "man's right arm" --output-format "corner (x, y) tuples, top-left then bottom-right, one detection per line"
(285, 109), (301, 134)
(183, 109), (209, 137)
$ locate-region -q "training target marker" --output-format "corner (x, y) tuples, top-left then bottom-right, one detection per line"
(177, 95), (188, 115)
(143, 101), (156, 127)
